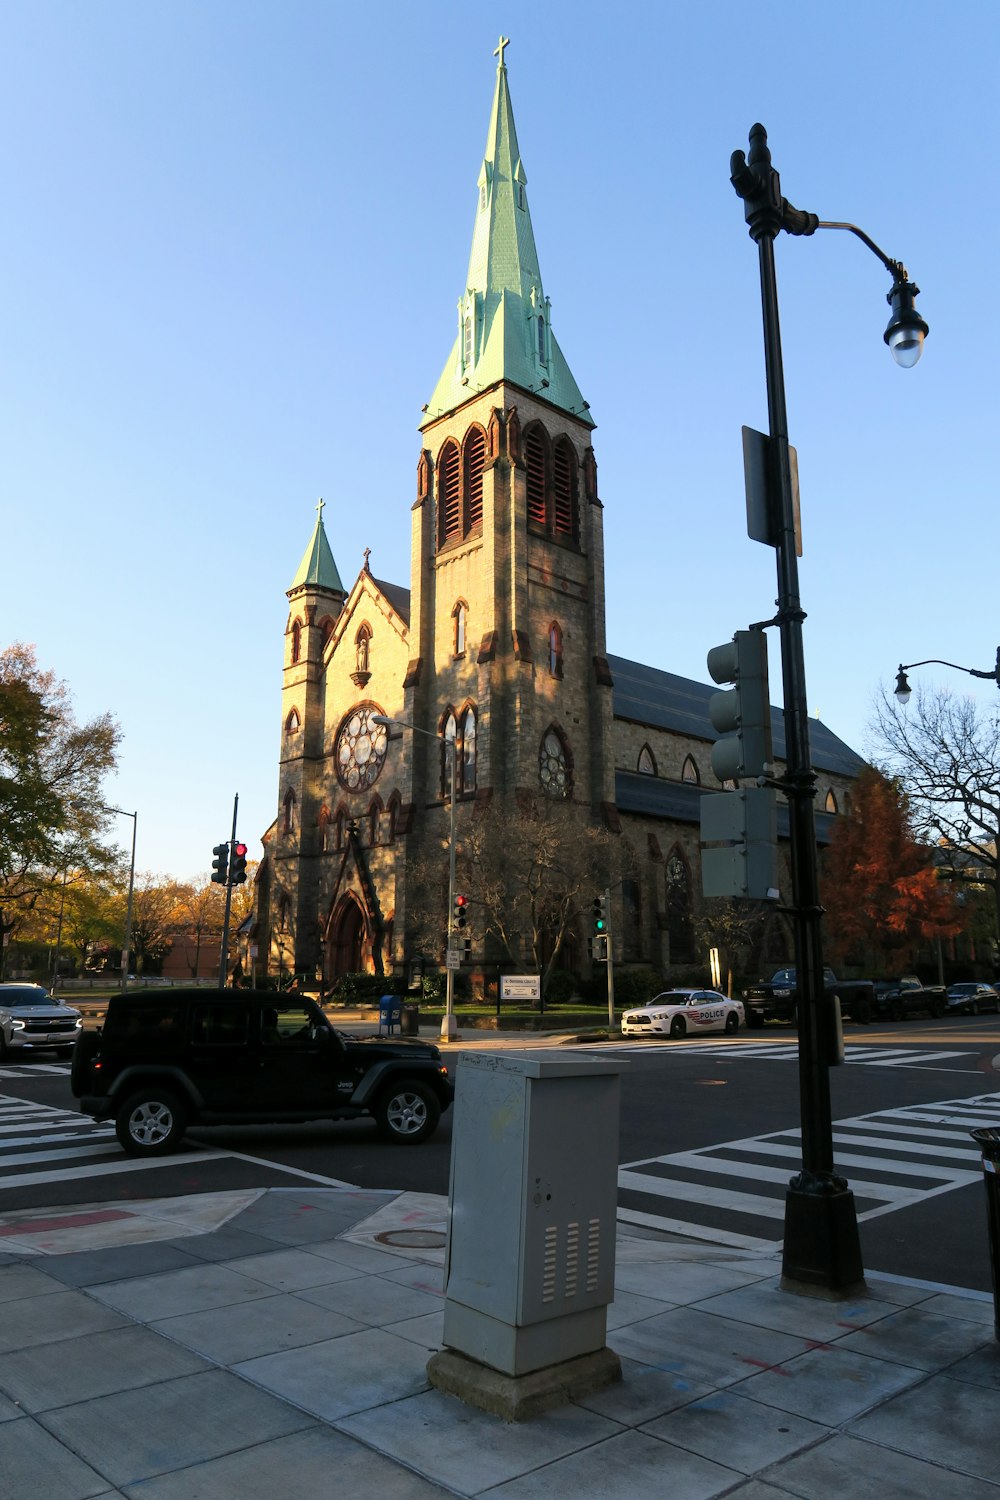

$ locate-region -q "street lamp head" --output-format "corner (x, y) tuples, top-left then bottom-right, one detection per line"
(894, 666), (912, 704)
(884, 276), (928, 368)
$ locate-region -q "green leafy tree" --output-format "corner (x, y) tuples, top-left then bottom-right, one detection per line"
(0, 644), (120, 971)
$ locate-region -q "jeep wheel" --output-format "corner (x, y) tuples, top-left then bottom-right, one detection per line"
(375, 1081), (440, 1144)
(669, 1016), (686, 1039)
(70, 1030), (100, 1094)
(115, 1089), (187, 1156)
(725, 1011), (739, 1033)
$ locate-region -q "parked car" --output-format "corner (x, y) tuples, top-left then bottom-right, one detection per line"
(621, 990), (744, 1040)
(71, 988), (454, 1155)
(741, 967), (874, 1028)
(0, 983), (82, 1058)
(944, 982), (1000, 1017)
(873, 977), (947, 1021)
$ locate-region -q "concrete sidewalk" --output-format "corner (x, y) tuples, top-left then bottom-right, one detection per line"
(0, 1183), (997, 1499)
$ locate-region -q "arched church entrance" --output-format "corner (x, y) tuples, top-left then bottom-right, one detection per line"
(326, 895), (367, 982)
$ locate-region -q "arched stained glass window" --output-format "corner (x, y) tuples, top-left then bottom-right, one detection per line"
(548, 622), (563, 678)
(453, 601), (467, 657)
(285, 708), (300, 736)
(290, 620), (302, 664)
(462, 707), (477, 793)
(682, 755), (700, 784)
(442, 710), (457, 799)
(539, 727), (571, 799)
(825, 788), (838, 814)
(638, 744), (656, 775)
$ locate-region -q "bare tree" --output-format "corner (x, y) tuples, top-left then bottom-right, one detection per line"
(406, 800), (630, 996)
(871, 685), (1000, 946)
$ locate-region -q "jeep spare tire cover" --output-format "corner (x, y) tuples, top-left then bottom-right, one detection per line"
(70, 1029), (100, 1095)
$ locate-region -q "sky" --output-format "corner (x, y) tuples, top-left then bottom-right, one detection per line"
(2, 1), (998, 883)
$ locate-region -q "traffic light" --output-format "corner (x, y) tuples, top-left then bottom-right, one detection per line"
(700, 786), (779, 900)
(453, 893), (468, 929)
(591, 934), (608, 962)
(706, 629), (773, 782)
(231, 842), (248, 884)
(592, 892), (607, 935)
(211, 843), (229, 885)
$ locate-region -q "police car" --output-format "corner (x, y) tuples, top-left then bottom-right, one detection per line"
(621, 989), (745, 1040)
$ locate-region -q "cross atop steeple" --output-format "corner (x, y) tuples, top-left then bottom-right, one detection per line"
(493, 34), (509, 68)
(316, 497), (325, 519)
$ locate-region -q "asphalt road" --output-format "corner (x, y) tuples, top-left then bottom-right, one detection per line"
(2, 1015), (998, 1293)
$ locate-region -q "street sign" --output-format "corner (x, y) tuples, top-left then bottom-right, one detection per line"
(446, 950), (461, 970)
(501, 975), (541, 1001)
(743, 425), (801, 555)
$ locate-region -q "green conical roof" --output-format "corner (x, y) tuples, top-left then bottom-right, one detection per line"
(288, 499), (344, 595)
(423, 40), (593, 428)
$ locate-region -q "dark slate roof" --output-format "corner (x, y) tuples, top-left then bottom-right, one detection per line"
(373, 578), (411, 627)
(615, 769), (838, 846)
(607, 653), (865, 780)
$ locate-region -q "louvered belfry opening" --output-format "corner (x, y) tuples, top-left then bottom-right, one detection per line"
(553, 439), (577, 537)
(525, 424), (547, 528)
(464, 427), (486, 532)
(438, 441), (462, 546)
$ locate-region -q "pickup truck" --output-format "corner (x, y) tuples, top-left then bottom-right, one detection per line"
(873, 977), (947, 1021)
(742, 967), (874, 1028)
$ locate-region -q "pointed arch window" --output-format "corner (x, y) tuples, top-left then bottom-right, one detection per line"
(825, 788), (839, 814)
(290, 620), (302, 664)
(464, 427), (485, 532)
(285, 708), (300, 737)
(463, 313), (473, 367)
(320, 617), (334, 649)
(318, 807), (331, 852)
(552, 439), (578, 538)
(537, 315), (546, 364)
(437, 441), (462, 546)
(441, 710), (458, 800)
(525, 424), (547, 529)
(387, 792), (401, 841)
(453, 600), (468, 658)
(283, 788), (297, 834)
(368, 797), (382, 846)
(681, 755), (701, 785)
(548, 622), (563, 679)
(666, 850), (695, 963)
(461, 707), (477, 794)
(539, 726), (572, 799)
(638, 744), (656, 776)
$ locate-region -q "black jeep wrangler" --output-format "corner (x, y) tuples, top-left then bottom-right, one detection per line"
(71, 989), (453, 1156)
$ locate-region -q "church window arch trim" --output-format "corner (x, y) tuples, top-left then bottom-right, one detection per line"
(453, 599), (468, 658)
(285, 707), (301, 736)
(638, 743), (657, 776)
(548, 621), (563, 679)
(290, 618), (302, 664)
(681, 754), (701, 785)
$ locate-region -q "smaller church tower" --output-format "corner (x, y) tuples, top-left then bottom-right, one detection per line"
(275, 500), (346, 973)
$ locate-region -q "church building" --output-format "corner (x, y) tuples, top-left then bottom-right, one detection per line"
(254, 45), (863, 989)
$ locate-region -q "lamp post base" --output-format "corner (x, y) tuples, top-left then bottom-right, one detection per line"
(440, 1013), (458, 1041)
(781, 1178), (865, 1298)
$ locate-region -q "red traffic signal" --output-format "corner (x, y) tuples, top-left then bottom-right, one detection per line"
(231, 842), (249, 885)
(453, 893), (468, 928)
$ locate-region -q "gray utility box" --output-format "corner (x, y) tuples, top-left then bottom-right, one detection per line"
(442, 1050), (625, 1378)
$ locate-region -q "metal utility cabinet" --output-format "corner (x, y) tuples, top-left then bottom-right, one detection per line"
(441, 1050), (625, 1377)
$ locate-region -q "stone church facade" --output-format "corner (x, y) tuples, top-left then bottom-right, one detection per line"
(254, 49), (863, 989)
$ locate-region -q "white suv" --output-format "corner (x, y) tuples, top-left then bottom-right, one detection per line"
(0, 983), (83, 1059)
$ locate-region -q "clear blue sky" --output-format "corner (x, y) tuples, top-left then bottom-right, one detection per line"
(3, 2), (997, 881)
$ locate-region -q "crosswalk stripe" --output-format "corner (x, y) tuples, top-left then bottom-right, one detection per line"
(0, 1151), (230, 1190)
(616, 1088), (1000, 1243)
(617, 1205), (776, 1251)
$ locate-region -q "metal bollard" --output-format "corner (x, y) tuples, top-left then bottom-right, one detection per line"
(970, 1127), (1000, 1341)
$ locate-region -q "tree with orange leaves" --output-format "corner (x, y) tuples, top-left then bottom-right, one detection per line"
(820, 765), (961, 973)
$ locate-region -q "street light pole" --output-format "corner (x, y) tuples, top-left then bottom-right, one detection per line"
(69, 799), (137, 992)
(894, 648), (1000, 704)
(374, 716), (459, 1041)
(731, 123), (927, 1293)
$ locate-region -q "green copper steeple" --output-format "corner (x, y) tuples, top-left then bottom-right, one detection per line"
(288, 498), (344, 595)
(423, 38), (593, 428)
